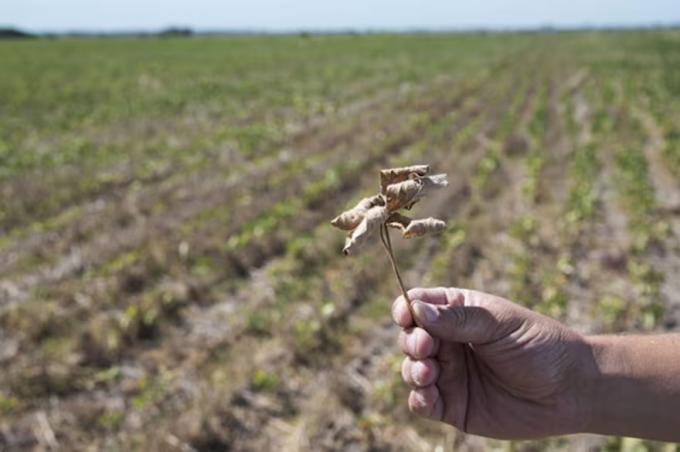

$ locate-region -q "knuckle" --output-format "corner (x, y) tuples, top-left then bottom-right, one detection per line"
(412, 359), (437, 386)
(406, 287), (422, 299)
(392, 298), (413, 327)
(412, 328), (432, 358)
(447, 306), (468, 328)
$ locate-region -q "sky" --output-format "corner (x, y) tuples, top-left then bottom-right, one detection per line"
(3, 0), (680, 33)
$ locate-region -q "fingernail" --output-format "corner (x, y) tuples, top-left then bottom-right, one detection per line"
(413, 301), (438, 323)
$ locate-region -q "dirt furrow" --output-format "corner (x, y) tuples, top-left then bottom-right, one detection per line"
(0, 77), (491, 367)
(0, 77), (452, 276)
(10, 68), (524, 451)
(633, 107), (680, 212)
(578, 80), (674, 335)
(0, 70), (473, 273)
(0, 63), (520, 448)
(627, 103), (680, 331)
(0, 68), (425, 236)
(0, 78), (480, 313)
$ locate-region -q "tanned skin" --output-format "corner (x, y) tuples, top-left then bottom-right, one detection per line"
(392, 287), (680, 441)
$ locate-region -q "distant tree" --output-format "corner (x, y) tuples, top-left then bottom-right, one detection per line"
(158, 27), (193, 38)
(0, 28), (34, 39)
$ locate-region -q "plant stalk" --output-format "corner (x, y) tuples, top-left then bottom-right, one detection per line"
(380, 223), (416, 320)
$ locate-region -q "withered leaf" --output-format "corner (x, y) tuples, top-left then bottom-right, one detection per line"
(342, 205), (388, 255)
(330, 194), (385, 231)
(380, 165), (430, 194)
(384, 173), (448, 211)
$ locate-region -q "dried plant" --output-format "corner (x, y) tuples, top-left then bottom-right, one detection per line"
(331, 164), (448, 314)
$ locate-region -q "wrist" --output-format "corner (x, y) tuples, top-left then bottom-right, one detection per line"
(579, 335), (621, 434)
(580, 334), (655, 437)
(568, 334), (611, 434)
(580, 334), (680, 440)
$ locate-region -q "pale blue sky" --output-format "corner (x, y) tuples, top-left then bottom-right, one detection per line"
(3, 0), (680, 33)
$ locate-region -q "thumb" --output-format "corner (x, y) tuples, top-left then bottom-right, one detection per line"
(412, 300), (501, 344)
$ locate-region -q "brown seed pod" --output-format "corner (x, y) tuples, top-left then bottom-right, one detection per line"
(385, 178), (421, 211)
(330, 194), (385, 231)
(380, 165), (429, 194)
(342, 205), (389, 255)
(387, 213), (446, 238)
(330, 164), (448, 310)
(384, 173), (448, 211)
(402, 217), (446, 238)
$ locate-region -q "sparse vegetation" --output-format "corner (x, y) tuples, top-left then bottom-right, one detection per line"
(1, 31), (680, 451)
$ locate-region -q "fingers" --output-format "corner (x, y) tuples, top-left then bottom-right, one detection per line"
(392, 288), (507, 425)
(408, 385), (443, 420)
(411, 292), (504, 344)
(398, 327), (439, 359)
(391, 295), (413, 328)
(404, 342), (468, 427)
(407, 287), (466, 307)
(401, 356), (439, 387)
(392, 287), (465, 328)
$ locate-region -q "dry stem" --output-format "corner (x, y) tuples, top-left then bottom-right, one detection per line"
(379, 223), (416, 320)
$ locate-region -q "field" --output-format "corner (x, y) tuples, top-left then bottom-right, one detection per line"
(1, 31), (680, 450)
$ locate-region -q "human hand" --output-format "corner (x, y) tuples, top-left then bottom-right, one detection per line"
(392, 287), (595, 439)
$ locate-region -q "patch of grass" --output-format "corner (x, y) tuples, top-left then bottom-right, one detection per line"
(507, 216), (542, 306)
(244, 311), (273, 337)
(615, 148), (655, 217)
(566, 143), (599, 227)
(94, 366), (124, 385)
(596, 295), (629, 330)
(292, 318), (324, 357)
(372, 354), (406, 411)
(131, 373), (171, 411)
(528, 89), (548, 139)
(536, 275), (568, 318)
(94, 250), (140, 278)
(663, 127), (680, 177)
(521, 151), (544, 203)
(189, 255), (218, 278)
(250, 369), (279, 393)
(428, 223), (467, 283)
(509, 215), (537, 242)
(97, 409), (126, 430)
(472, 143), (501, 193)
(39, 336), (78, 361)
(81, 314), (124, 366)
(0, 392), (20, 414)
(1, 297), (62, 340)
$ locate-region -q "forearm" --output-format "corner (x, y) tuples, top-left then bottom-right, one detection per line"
(582, 334), (680, 441)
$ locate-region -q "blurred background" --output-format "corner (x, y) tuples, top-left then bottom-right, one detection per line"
(1, 1), (680, 450)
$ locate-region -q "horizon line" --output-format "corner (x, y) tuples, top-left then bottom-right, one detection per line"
(3, 21), (680, 36)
